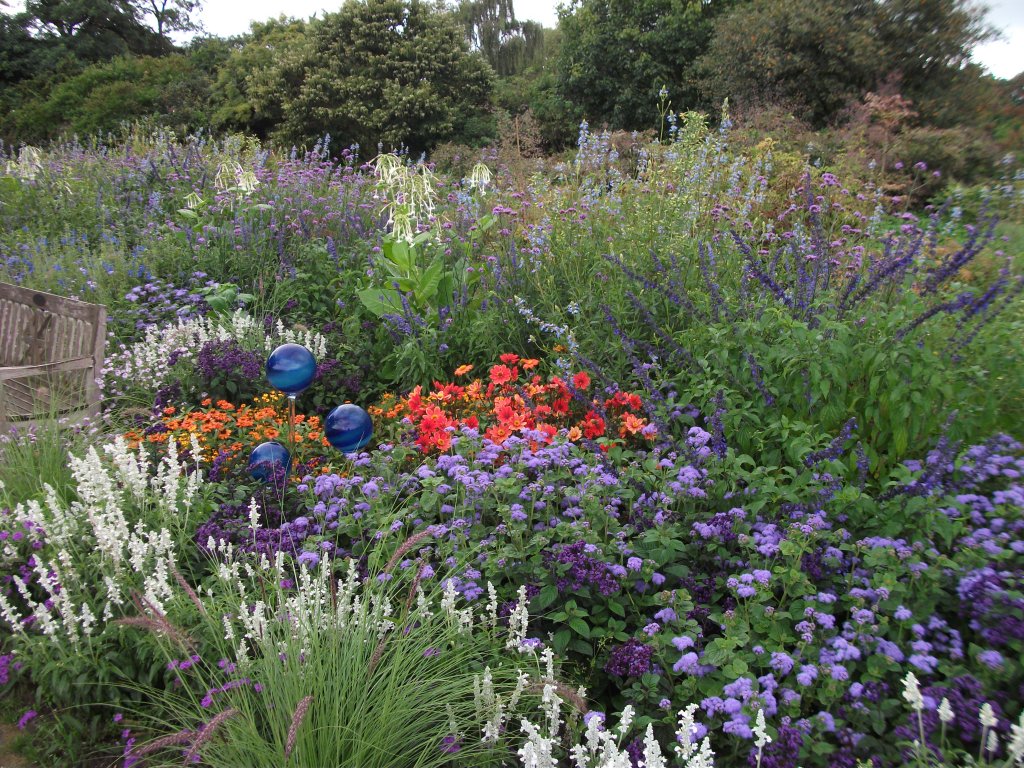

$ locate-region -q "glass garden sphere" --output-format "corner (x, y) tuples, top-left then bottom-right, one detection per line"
(266, 343), (317, 396)
(248, 441), (291, 483)
(325, 404), (374, 454)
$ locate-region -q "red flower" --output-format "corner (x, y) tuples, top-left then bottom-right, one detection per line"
(499, 353), (520, 365)
(572, 371), (591, 391)
(489, 364), (516, 386)
(581, 411), (606, 439)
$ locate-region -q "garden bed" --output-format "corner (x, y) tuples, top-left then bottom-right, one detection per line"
(0, 123), (1022, 767)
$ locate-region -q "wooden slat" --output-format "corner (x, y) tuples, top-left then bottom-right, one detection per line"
(0, 282), (106, 430)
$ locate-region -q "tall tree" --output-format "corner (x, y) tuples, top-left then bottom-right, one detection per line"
(696, 0), (997, 127)
(457, 0), (544, 76)
(695, 0), (880, 125)
(22, 0), (170, 61)
(209, 17), (313, 138)
(277, 0), (493, 152)
(139, 0), (202, 37)
(556, 0), (739, 130)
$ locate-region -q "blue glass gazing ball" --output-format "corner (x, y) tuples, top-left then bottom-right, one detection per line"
(248, 441), (291, 483)
(266, 343), (317, 396)
(325, 404), (373, 454)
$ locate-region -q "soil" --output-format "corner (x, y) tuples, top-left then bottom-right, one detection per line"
(0, 722), (32, 768)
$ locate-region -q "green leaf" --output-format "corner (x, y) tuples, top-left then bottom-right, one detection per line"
(532, 584), (559, 611)
(414, 255), (445, 304)
(357, 287), (403, 317)
(568, 618), (591, 637)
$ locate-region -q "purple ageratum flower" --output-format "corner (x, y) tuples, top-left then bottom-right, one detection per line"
(674, 651), (701, 674)
(545, 541), (622, 596)
(296, 551), (320, 568)
(770, 652), (795, 676)
(977, 650), (1004, 669)
(796, 665), (818, 686)
(17, 709), (37, 730)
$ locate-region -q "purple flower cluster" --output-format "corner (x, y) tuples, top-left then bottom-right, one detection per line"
(545, 541), (623, 597)
(195, 339), (263, 383)
(604, 639), (654, 678)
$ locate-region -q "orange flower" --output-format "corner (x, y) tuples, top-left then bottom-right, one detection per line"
(162, 406), (176, 416)
(201, 398), (212, 407)
(619, 412), (646, 436)
(454, 364), (474, 377)
(567, 425), (583, 441)
(521, 358), (540, 370)
(217, 400), (234, 411)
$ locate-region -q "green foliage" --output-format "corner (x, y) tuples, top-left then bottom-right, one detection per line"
(275, 0), (494, 152)
(557, 0), (737, 130)
(207, 17), (312, 139)
(22, 0), (172, 62)
(457, 0), (545, 77)
(697, 0), (998, 127)
(695, 0), (881, 126)
(5, 54), (213, 142)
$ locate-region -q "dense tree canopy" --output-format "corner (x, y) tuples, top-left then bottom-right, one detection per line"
(276, 0), (494, 152)
(695, 0), (996, 126)
(556, 0), (739, 130)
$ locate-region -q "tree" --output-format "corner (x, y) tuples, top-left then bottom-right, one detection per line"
(208, 17), (313, 138)
(696, 0), (997, 127)
(22, 0), (171, 61)
(695, 0), (880, 125)
(4, 53), (212, 142)
(456, 0), (544, 76)
(556, 0), (739, 131)
(139, 0), (202, 37)
(276, 0), (493, 152)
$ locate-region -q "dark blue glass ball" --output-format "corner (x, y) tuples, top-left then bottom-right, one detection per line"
(325, 404), (373, 454)
(266, 343), (317, 396)
(248, 441), (291, 483)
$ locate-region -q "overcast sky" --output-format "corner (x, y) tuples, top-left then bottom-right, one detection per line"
(4, 0), (1022, 78)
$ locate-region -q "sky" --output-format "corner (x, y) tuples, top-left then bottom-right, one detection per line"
(3, 0), (1022, 79)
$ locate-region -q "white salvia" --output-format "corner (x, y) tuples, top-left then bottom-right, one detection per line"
(617, 705), (635, 738)
(986, 729), (999, 755)
(79, 603), (97, 636)
(518, 720), (557, 768)
(902, 671), (924, 712)
(541, 682), (562, 738)
(486, 582), (499, 629)
(0, 591), (23, 632)
(938, 697), (955, 724)
(641, 723), (667, 768)
(684, 738), (715, 768)
(248, 497), (261, 530)
(507, 585), (530, 650)
(1008, 710), (1024, 763)
(981, 702), (998, 729)
(441, 578), (459, 617)
(753, 708), (771, 750)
